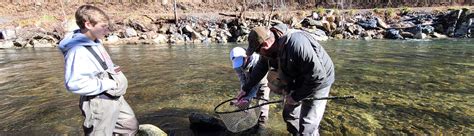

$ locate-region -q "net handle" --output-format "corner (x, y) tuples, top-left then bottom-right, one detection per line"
(214, 95), (355, 114)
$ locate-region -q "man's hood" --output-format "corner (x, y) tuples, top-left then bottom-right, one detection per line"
(58, 30), (100, 55)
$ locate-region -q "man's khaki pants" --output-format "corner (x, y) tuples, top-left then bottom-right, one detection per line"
(80, 95), (138, 136)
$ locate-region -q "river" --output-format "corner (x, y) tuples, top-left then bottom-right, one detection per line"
(0, 39), (472, 135)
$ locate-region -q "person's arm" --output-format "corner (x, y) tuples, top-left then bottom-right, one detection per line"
(63, 46), (117, 96)
(234, 67), (246, 88)
(286, 33), (322, 102)
(241, 57), (269, 93)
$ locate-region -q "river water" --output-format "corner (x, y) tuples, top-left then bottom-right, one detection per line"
(0, 39), (472, 135)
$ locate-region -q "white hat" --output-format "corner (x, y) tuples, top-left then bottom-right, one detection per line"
(230, 47), (247, 68)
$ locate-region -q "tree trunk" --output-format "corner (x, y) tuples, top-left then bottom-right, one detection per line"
(174, 0), (178, 27)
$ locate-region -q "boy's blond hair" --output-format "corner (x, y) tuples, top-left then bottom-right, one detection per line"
(75, 5), (110, 29)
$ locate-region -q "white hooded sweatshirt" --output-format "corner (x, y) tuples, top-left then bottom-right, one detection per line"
(58, 30), (117, 96)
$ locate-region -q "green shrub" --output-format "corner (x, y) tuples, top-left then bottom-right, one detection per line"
(386, 8), (396, 18)
(373, 8), (381, 14)
(314, 7), (326, 15)
(349, 9), (356, 16)
(401, 6), (412, 14)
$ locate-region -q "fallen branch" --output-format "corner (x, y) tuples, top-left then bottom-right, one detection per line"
(218, 13), (263, 22)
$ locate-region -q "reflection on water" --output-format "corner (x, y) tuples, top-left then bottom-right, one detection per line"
(0, 39), (473, 135)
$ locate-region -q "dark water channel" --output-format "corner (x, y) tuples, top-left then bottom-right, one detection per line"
(0, 39), (472, 135)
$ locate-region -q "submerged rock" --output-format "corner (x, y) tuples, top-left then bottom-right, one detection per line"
(138, 124), (167, 136)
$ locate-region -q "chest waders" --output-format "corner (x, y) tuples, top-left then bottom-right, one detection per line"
(84, 46), (127, 99)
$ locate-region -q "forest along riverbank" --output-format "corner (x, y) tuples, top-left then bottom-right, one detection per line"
(0, 3), (473, 48)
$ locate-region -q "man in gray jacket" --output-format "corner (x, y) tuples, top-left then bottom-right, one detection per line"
(236, 26), (335, 136)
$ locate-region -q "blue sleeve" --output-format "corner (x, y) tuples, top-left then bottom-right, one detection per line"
(242, 57), (269, 93)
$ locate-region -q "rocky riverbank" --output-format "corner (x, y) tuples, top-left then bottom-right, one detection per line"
(0, 4), (473, 48)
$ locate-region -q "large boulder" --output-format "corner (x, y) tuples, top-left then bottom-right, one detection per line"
(191, 31), (203, 41)
(13, 38), (28, 47)
(1, 29), (17, 40)
(375, 17), (389, 29)
(200, 29), (209, 37)
(125, 27), (138, 38)
(158, 24), (170, 34)
(16, 33), (58, 48)
(422, 25), (435, 34)
(334, 34), (344, 39)
(345, 23), (364, 35)
(400, 31), (415, 38)
(0, 41), (14, 48)
(106, 34), (120, 44)
(357, 18), (378, 30)
(454, 18), (473, 37)
(153, 34), (168, 44)
(161, 0), (168, 5)
(169, 33), (184, 44)
(385, 29), (403, 39)
(438, 9), (465, 36)
(326, 15), (336, 23)
(183, 25), (194, 33)
(128, 21), (149, 32)
(431, 32), (448, 38)
(321, 20), (332, 32)
(302, 18), (322, 27)
(414, 32), (427, 39)
(304, 28), (329, 41)
(209, 29), (217, 38)
(30, 39), (55, 47)
(342, 31), (352, 39)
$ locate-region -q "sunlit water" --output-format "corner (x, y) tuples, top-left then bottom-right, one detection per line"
(0, 39), (472, 135)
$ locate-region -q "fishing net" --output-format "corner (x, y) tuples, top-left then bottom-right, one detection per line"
(214, 98), (265, 133)
(214, 96), (354, 133)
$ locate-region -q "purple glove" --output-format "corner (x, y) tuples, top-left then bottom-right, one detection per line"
(236, 90), (247, 100)
(235, 99), (250, 109)
(230, 90), (250, 108)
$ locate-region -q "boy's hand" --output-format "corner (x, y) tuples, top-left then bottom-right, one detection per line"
(236, 90), (247, 100)
(235, 99), (250, 109)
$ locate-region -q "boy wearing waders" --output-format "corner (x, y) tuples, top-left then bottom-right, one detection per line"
(236, 26), (335, 136)
(58, 5), (138, 135)
(230, 47), (270, 133)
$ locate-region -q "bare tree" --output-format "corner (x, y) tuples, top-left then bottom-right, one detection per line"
(174, 0), (178, 27)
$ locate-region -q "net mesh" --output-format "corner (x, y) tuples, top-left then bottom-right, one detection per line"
(215, 99), (261, 133)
